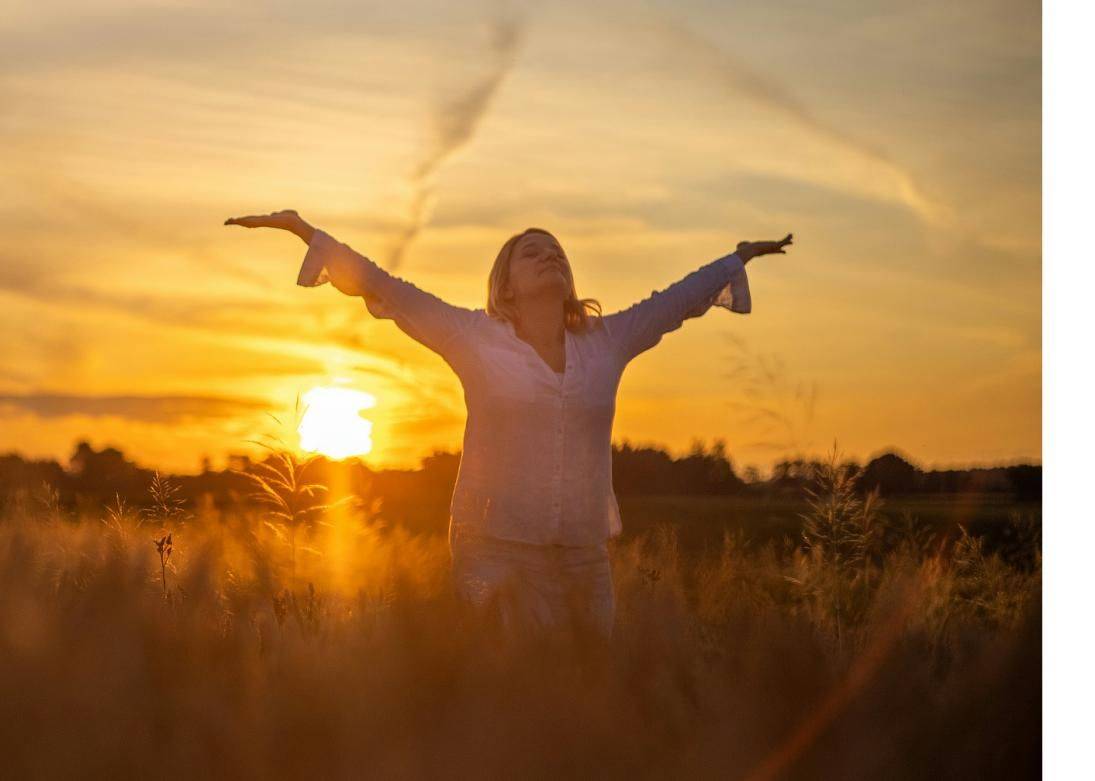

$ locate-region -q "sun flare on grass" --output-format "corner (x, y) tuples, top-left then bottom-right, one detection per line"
(297, 385), (376, 460)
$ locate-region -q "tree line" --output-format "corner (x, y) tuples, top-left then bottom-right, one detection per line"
(0, 437), (1041, 519)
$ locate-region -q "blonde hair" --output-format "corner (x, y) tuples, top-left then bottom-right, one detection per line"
(486, 227), (603, 333)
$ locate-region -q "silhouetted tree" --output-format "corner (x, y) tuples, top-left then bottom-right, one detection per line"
(861, 452), (922, 495)
(68, 440), (151, 508)
(1005, 465), (1042, 501)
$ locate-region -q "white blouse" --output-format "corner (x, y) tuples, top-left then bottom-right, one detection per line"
(297, 230), (752, 547)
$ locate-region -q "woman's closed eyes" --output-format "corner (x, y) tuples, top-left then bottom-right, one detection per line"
(523, 244), (565, 260)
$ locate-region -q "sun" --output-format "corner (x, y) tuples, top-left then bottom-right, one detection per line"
(297, 385), (376, 460)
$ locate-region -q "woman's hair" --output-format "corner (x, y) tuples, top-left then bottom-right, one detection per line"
(486, 227), (603, 333)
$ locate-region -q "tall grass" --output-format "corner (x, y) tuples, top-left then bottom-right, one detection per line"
(0, 450), (1040, 779)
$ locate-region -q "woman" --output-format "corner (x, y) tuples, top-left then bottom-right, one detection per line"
(225, 209), (792, 639)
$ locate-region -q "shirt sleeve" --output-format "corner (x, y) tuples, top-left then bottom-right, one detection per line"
(602, 252), (751, 364)
(297, 229), (481, 359)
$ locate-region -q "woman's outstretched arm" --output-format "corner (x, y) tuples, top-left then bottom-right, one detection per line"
(225, 209), (481, 359)
(601, 233), (792, 364)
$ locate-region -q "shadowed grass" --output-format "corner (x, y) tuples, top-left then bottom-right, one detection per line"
(0, 451), (1040, 780)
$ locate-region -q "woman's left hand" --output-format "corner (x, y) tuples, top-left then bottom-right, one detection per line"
(736, 233), (793, 263)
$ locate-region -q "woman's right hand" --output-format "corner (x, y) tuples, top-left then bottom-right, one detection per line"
(228, 210), (372, 295)
(224, 209), (313, 243)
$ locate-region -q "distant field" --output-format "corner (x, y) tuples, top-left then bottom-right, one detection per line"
(618, 493), (1041, 556)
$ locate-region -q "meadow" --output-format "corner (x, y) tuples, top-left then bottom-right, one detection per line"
(0, 452), (1041, 779)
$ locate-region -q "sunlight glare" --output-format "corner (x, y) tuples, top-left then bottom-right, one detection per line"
(297, 385), (376, 460)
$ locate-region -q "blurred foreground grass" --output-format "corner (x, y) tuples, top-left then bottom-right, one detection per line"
(0, 453), (1040, 779)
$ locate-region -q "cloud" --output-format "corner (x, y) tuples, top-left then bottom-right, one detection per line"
(0, 2), (466, 75)
(0, 257), (287, 333)
(0, 367), (32, 386)
(387, 9), (526, 269)
(630, 12), (954, 232)
(0, 392), (271, 424)
(0, 246), (462, 385)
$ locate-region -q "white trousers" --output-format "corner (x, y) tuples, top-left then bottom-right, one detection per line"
(448, 525), (615, 639)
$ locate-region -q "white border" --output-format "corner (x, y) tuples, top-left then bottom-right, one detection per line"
(1044, 0), (1095, 776)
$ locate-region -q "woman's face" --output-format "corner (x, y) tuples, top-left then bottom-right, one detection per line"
(505, 232), (571, 303)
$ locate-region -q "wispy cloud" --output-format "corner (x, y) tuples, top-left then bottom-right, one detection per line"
(5, 171), (283, 291)
(0, 393), (270, 424)
(634, 13), (953, 231)
(387, 9), (526, 269)
(0, 256), (286, 333)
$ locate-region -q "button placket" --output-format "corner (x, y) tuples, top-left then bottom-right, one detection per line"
(552, 388), (565, 529)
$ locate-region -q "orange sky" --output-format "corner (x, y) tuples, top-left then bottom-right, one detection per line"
(0, 0), (1041, 474)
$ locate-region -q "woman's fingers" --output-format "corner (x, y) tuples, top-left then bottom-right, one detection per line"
(765, 234), (793, 254)
(756, 235), (792, 256)
(224, 209), (301, 231)
(735, 233), (793, 259)
(224, 215), (266, 228)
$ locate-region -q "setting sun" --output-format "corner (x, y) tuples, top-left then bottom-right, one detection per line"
(297, 385), (376, 460)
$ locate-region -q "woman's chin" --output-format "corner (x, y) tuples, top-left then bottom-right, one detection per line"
(530, 279), (568, 299)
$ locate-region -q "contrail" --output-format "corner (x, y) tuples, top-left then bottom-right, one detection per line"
(635, 12), (954, 231)
(387, 10), (526, 269)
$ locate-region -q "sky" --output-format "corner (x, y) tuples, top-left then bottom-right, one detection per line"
(0, 0), (1041, 474)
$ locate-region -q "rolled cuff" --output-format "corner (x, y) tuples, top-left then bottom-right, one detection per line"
(713, 252), (752, 314)
(295, 229), (408, 322)
(296, 229), (334, 287)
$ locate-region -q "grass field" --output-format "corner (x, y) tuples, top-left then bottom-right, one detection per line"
(0, 454), (1041, 779)
(619, 492), (1040, 561)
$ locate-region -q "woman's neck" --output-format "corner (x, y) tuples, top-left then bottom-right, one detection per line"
(514, 296), (566, 346)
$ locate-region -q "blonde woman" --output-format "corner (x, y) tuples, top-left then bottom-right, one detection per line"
(225, 209), (793, 639)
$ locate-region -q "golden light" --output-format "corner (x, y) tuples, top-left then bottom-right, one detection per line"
(297, 385), (377, 460)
